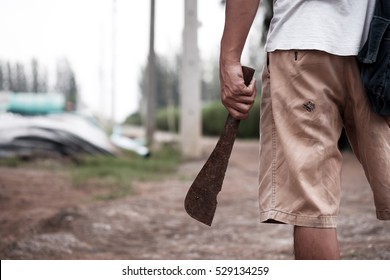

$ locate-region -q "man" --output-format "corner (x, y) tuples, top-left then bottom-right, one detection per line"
(219, 0), (390, 259)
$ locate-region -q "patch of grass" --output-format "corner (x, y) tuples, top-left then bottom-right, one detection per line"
(0, 157), (23, 167)
(71, 144), (181, 200)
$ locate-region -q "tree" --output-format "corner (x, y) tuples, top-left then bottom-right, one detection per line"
(3, 61), (29, 92)
(138, 55), (181, 134)
(0, 61), (4, 91)
(139, 55), (180, 110)
(201, 58), (220, 102)
(7, 62), (15, 92)
(15, 63), (28, 92)
(55, 58), (78, 108)
(31, 58), (40, 93)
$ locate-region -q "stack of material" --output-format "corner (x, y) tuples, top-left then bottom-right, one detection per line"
(0, 113), (115, 158)
(110, 126), (150, 157)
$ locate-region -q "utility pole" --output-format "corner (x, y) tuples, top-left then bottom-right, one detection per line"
(146, 0), (157, 145)
(111, 0), (117, 125)
(99, 22), (106, 120)
(180, 0), (201, 158)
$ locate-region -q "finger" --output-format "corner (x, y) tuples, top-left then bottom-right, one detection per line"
(230, 106), (252, 120)
(227, 107), (249, 120)
(235, 95), (255, 105)
(241, 77), (257, 95)
(232, 77), (256, 97)
(221, 93), (254, 111)
(225, 99), (254, 116)
(233, 82), (257, 103)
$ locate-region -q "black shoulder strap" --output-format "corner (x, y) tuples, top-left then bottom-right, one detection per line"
(376, 0), (390, 19)
(358, 0), (390, 64)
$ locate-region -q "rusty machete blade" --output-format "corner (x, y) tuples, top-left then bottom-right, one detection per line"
(184, 66), (255, 226)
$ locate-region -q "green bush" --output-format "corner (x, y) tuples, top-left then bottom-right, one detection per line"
(156, 107), (180, 132)
(237, 97), (260, 138)
(124, 112), (142, 126)
(202, 98), (260, 138)
(125, 98), (261, 138)
(201, 102), (228, 136)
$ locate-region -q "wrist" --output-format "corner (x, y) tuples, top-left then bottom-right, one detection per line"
(220, 36), (243, 61)
(220, 48), (241, 67)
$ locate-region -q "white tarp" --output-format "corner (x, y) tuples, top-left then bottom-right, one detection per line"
(0, 113), (115, 158)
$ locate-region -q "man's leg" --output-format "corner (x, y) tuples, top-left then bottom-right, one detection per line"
(294, 226), (340, 260)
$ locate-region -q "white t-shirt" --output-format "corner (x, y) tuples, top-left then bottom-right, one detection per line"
(265, 0), (376, 56)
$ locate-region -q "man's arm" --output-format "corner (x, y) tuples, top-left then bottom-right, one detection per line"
(220, 0), (260, 119)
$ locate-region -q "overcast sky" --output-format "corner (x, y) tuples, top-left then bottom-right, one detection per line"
(0, 0), (261, 122)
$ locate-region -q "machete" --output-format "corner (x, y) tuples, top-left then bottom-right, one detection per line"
(184, 66), (255, 226)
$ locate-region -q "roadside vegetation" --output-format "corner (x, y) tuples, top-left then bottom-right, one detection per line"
(71, 144), (181, 200)
(126, 98), (261, 139)
(0, 144), (182, 201)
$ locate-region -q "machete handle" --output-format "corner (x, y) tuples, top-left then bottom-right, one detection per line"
(184, 66), (255, 226)
(241, 65), (255, 88)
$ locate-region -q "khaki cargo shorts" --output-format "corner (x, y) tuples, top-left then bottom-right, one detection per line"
(258, 50), (390, 228)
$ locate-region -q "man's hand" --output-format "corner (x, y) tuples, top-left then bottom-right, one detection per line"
(220, 61), (256, 119)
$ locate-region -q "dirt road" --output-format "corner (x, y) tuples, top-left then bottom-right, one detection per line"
(1, 138), (389, 259)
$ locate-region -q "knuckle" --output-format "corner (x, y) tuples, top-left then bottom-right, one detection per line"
(232, 112), (242, 119)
